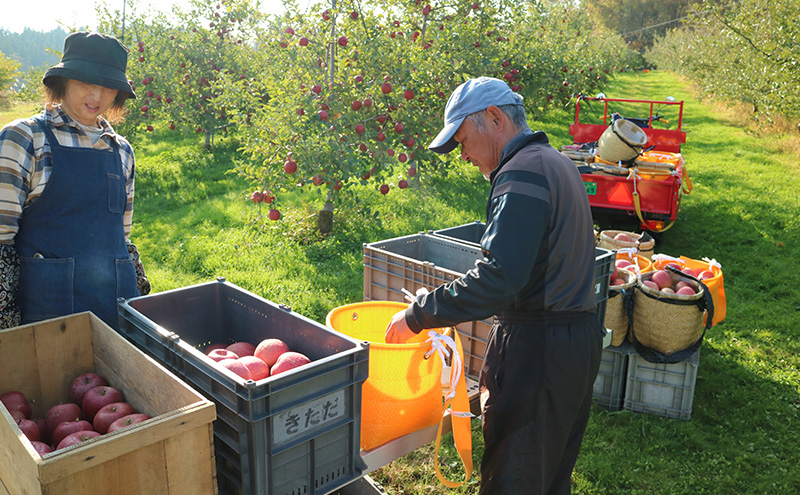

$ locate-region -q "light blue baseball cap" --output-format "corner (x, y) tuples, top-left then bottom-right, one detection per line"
(428, 77), (521, 154)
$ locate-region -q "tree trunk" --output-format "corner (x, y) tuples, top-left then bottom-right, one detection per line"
(317, 197), (334, 234)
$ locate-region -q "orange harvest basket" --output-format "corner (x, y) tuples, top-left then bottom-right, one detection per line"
(326, 301), (451, 450)
(652, 255), (726, 326)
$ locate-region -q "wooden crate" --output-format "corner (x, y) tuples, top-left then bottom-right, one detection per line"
(0, 312), (217, 495)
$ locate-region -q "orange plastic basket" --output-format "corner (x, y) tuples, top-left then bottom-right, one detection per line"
(616, 251), (653, 275)
(652, 256), (726, 326)
(326, 301), (451, 450)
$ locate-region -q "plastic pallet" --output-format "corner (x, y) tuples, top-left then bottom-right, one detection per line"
(592, 342), (635, 411)
(624, 347), (700, 420)
(117, 278), (369, 495)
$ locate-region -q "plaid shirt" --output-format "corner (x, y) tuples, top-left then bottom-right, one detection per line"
(0, 105), (136, 244)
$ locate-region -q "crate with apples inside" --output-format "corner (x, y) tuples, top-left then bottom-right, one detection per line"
(0, 312), (217, 495)
(117, 278), (369, 495)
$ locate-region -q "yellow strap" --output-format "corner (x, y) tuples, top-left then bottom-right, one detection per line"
(433, 328), (473, 488)
(681, 164), (693, 194)
(632, 190), (676, 233)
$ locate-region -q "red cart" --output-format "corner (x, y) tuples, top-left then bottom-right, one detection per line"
(567, 96), (693, 234)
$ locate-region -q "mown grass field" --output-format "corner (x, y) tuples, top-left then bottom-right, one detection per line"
(2, 70), (798, 494)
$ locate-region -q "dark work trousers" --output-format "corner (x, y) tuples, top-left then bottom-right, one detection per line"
(478, 310), (602, 495)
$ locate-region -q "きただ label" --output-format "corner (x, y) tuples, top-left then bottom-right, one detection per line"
(273, 389), (347, 445)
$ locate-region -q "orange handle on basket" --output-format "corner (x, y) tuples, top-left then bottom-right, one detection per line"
(433, 328), (473, 488)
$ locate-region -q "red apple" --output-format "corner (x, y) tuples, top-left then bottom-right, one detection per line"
(8, 409), (25, 422)
(379, 184), (390, 195)
(403, 89), (415, 100)
(205, 343), (227, 353)
(31, 417), (49, 443)
(642, 280), (660, 291)
(208, 349), (239, 362)
(355, 124), (365, 135)
(271, 352), (311, 375)
(51, 419), (93, 447)
(614, 233), (632, 242)
(299, 37), (309, 46)
(351, 99), (362, 111)
(69, 372), (109, 404)
(238, 356), (270, 381)
(380, 82), (392, 94)
(16, 418), (40, 442)
(1, 391), (31, 419)
(407, 166), (417, 177)
(284, 160), (297, 174)
(108, 413), (152, 433)
(56, 430), (102, 450)
(398, 179), (409, 189)
(650, 270), (673, 290)
(615, 259), (633, 269)
(255, 338), (290, 367)
(681, 267), (697, 278)
(676, 286), (697, 296)
(218, 359), (252, 380)
(337, 36), (348, 47)
(661, 287), (675, 294)
(227, 342), (255, 357)
(45, 403), (83, 434)
(31, 441), (53, 456)
(268, 209), (281, 221)
(82, 386), (124, 423)
(93, 402), (137, 434)
(699, 270), (715, 280)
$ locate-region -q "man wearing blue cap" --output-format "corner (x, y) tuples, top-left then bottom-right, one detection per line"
(386, 77), (602, 494)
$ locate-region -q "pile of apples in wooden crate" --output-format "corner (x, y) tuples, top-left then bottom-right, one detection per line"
(2, 372), (150, 456)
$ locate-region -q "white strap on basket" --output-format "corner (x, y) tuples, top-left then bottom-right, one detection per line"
(702, 257), (722, 270)
(425, 330), (463, 402)
(617, 247), (642, 276)
(652, 253), (683, 264)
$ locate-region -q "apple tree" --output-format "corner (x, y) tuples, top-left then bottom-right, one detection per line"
(96, 0), (268, 147)
(237, 0), (544, 232)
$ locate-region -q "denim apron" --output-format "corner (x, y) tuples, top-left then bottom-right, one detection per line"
(15, 117), (139, 330)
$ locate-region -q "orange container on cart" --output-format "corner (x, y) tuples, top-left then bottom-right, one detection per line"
(652, 256), (726, 326)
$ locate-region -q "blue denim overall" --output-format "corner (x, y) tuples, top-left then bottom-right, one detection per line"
(14, 117), (139, 329)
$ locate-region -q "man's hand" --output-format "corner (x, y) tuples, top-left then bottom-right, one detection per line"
(385, 309), (416, 343)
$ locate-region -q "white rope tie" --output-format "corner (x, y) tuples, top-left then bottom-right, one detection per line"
(652, 253), (682, 264)
(702, 257), (722, 271)
(627, 168), (641, 194)
(616, 247), (641, 276)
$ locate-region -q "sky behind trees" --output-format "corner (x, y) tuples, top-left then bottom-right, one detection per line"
(0, 0), (288, 33)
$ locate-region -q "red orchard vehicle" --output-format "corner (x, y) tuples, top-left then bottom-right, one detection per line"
(565, 94), (693, 236)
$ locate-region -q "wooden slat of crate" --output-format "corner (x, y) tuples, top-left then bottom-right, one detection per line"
(0, 312), (217, 495)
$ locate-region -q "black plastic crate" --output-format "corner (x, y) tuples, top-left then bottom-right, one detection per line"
(428, 222), (614, 321)
(431, 220), (486, 248)
(117, 278), (369, 495)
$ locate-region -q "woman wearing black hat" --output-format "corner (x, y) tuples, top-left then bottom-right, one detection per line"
(0, 31), (149, 331)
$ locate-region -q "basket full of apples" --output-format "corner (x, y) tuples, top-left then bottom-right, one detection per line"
(116, 277), (369, 495)
(628, 266), (715, 364)
(0, 312), (217, 495)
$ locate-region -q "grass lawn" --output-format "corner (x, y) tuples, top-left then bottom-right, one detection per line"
(2, 71), (798, 494)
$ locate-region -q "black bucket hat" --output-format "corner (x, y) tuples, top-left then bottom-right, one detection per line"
(43, 32), (136, 99)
